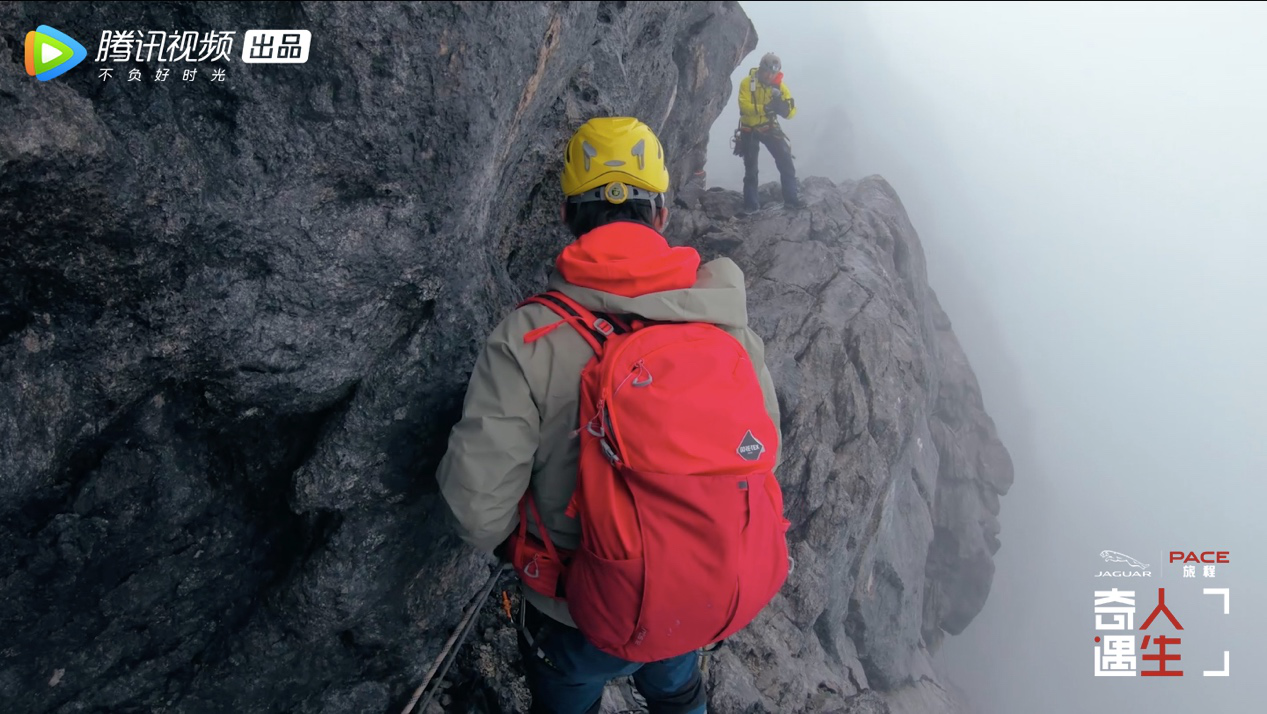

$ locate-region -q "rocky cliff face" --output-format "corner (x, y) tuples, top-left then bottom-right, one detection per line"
(669, 178), (1011, 714)
(0, 2), (1011, 713)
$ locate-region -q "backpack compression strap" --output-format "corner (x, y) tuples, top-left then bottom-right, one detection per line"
(519, 291), (630, 354)
(513, 291), (629, 585)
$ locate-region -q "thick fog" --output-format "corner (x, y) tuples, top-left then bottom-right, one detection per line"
(705, 2), (1267, 712)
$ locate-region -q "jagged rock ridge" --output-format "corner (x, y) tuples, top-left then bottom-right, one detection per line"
(674, 178), (1011, 714)
(0, 2), (1011, 713)
(441, 177), (1011, 714)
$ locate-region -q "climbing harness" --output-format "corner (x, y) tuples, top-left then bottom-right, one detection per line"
(400, 562), (515, 714)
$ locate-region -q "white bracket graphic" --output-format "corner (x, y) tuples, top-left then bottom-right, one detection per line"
(1202, 588), (1231, 676)
(1204, 651), (1230, 677)
(1204, 587), (1230, 614)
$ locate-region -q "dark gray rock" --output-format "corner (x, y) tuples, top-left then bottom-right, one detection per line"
(1, 2), (1010, 713)
(665, 176), (1012, 713)
(1, 2), (755, 712)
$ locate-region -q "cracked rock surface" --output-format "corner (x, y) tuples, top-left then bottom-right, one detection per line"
(672, 178), (1010, 713)
(1, 2), (1009, 712)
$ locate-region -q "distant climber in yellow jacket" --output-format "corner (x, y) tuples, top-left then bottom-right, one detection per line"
(734, 52), (801, 211)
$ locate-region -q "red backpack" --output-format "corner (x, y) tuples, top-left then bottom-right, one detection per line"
(507, 289), (791, 663)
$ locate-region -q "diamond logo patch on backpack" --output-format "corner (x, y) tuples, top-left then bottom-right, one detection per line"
(736, 430), (766, 461)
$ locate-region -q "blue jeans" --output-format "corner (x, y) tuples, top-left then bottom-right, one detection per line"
(518, 601), (707, 714)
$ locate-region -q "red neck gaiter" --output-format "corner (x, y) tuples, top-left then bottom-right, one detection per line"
(556, 222), (701, 298)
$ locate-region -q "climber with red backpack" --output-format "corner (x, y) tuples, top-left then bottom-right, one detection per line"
(436, 116), (790, 714)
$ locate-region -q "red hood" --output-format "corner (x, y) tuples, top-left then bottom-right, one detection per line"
(556, 222), (701, 298)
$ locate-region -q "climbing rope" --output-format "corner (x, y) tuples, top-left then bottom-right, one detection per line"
(400, 563), (514, 714)
(399, 561), (735, 713)
(699, 640), (725, 676)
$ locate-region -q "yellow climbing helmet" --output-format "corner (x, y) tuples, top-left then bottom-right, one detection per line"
(560, 117), (669, 203)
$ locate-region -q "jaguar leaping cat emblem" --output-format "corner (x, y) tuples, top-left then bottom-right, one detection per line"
(1100, 550), (1149, 570)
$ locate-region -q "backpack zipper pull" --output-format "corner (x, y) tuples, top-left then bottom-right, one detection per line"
(600, 438), (620, 464)
(632, 360), (653, 387)
(585, 400), (606, 437)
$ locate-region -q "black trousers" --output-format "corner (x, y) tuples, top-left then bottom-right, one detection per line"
(740, 125), (798, 208)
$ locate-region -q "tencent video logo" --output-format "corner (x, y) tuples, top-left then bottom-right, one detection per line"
(24, 25), (87, 81)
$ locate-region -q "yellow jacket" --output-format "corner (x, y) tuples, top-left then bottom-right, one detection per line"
(738, 68), (797, 129)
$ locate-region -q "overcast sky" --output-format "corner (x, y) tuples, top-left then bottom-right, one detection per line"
(706, 2), (1267, 711)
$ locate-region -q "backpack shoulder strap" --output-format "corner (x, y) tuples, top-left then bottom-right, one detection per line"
(518, 290), (629, 354)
